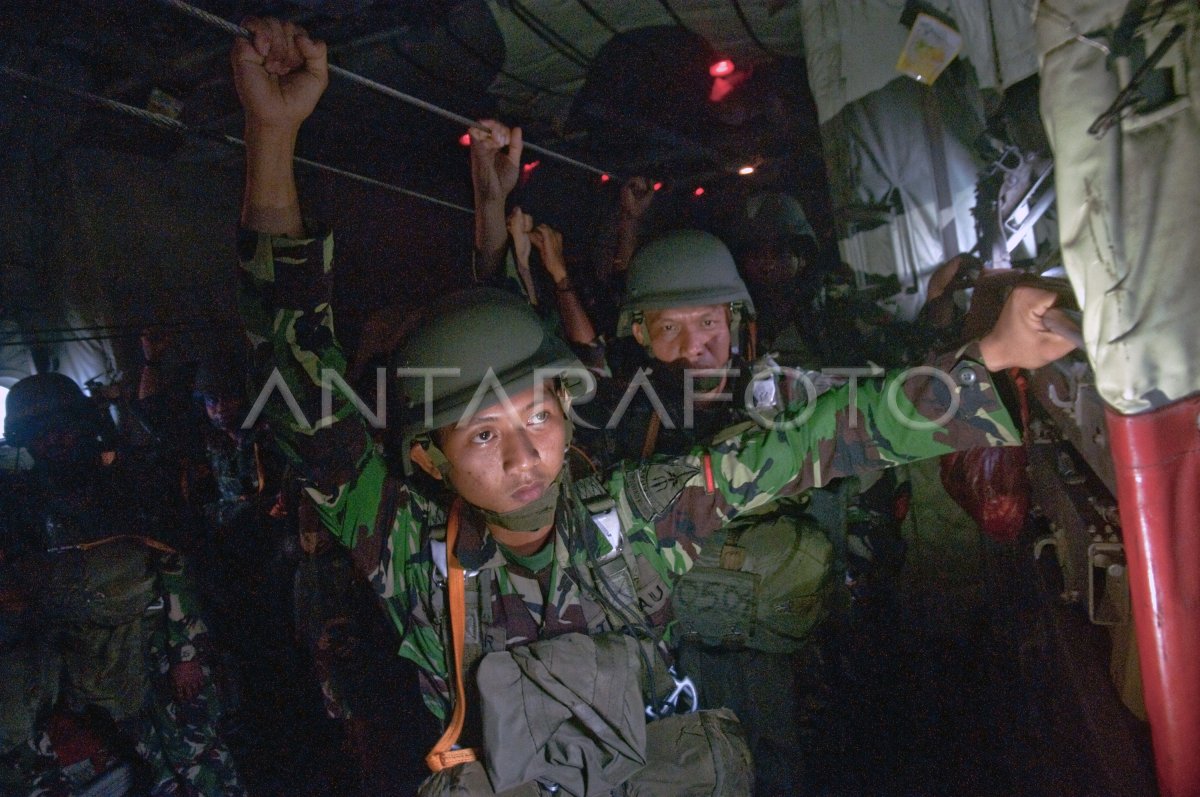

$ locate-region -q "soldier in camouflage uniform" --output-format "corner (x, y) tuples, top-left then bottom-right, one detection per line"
(191, 355), (283, 528)
(231, 18), (1072, 794)
(189, 353), (291, 648)
(543, 226), (899, 793)
(2, 374), (244, 797)
(732, 191), (824, 368)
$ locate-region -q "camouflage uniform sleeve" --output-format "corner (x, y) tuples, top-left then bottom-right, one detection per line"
(158, 552), (209, 666)
(236, 227), (427, 623)
(237, 226), (371, 496)
(618, 342), (1019, 558)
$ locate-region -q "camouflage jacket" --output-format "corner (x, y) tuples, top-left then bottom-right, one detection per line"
(202, 426), (276, 505)
(573, 349), (836, 470)
(237, 227), (1017, 725)
(155, 549), (210, 668)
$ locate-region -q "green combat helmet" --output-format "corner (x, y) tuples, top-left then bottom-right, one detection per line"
(744, 192), (815, 246)
(4, 372), (99, 448)
(393, 287), (588, 475)
(617, 229), (756, 356)
(193, 351), (247, 401)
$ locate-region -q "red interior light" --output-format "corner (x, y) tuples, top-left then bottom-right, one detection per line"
(653, 181), (663, 191)
(459, 132), (471, 147)
(693, 186), (705, 196)
(600, 173), (611, 182)
(709, 58), (735, 78)
(523, 160), (541, 173)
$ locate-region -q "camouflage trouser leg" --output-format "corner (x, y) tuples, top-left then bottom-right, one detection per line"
(121, 713), (190, 797)
(137, 684), (246, 797)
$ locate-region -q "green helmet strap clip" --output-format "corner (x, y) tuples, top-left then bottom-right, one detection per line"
(632, 310), (656, 358)
(422, 437), (452, 477)
(728, 301), (744, 357)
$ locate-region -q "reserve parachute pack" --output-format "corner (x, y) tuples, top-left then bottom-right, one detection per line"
(43, 537), (163, 627)
(474, 633), (753, 797)
(41, 537), (172, 720)
(672, 504), (835, 653)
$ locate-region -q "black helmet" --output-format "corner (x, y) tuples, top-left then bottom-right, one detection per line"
(393, 288), (587, 446)
(3, 373), (97, 448)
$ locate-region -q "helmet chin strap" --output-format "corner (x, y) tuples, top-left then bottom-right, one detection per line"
(479, 473), (563, 532)
(421, 438), (454, 478)
(728, 301), (744, 356)
(633, 311), (655, 359)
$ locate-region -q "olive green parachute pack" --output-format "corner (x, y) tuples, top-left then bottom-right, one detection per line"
(477, 634), (751, 797)
(41, 538), (167, 720)
(420, 632), (753, 797)
(672, 504), (836, 654)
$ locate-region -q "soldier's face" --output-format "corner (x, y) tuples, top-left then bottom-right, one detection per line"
(27, 426), (86, 466)
(743, 240), (802, 285)
(433, 384), (567, 515)
(635, 304), (731, 370)
(204, 393), (245, 432)
(27, 420), (100, 469)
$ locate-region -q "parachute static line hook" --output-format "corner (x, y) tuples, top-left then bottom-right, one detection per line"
(646, 668), (699, 719)
(156, 0), (611, 177)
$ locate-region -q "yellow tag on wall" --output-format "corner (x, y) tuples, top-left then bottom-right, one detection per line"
(896, 12), (963, 85)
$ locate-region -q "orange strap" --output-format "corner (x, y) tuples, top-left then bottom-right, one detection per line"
(253, 442), (268, 496)
(424, 500), (480, 773)
(1010, 368), (1032, 446)
(56, 534), (178, 556)
(640, 412), (662, 461)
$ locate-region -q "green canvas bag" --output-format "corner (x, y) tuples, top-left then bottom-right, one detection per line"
(672, 510), (835, 653)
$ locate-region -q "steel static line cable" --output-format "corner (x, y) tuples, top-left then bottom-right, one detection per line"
(154, 0), (611, 177)
(0, 65), (473, 214)
(572, 0), (620, 35)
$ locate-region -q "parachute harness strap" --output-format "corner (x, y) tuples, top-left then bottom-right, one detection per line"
(424, 500), (479, 773)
